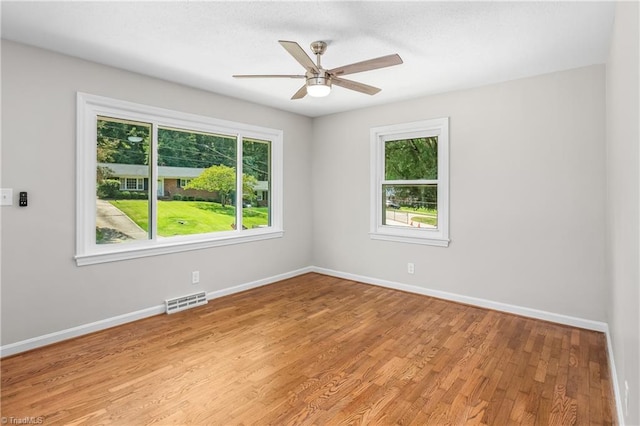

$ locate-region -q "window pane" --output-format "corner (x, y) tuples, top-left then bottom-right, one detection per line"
(157, 127), (237, 237)
(385, 137), (438, 180)
(243, 138), (271, 229)
(96, 116), (151, 244)
(382, 184), (438, 228)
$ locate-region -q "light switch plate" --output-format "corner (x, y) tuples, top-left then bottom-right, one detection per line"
(0, 188), (13, 206)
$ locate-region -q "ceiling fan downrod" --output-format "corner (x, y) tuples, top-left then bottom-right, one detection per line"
(310, 41), (327, 68)
(306, 41), (330, 97)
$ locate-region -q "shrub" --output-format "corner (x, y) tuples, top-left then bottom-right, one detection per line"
(207, 198), (215, 203)
(120, 191), (132, 199)
(195, 197), (206, 202)
(172, 194), (183, 201)
(186, 196), (196, 201)
(97, 179), (121, 199)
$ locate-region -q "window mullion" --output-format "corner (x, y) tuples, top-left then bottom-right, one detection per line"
(236, 134), (243, 231)
(150, 123), (158, 240)
(382, 179), (438, 185)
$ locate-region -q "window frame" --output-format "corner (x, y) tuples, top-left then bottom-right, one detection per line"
(120, 177), (145, 191)
(370, 117), (450, 247)
(76, 93), (283, 266)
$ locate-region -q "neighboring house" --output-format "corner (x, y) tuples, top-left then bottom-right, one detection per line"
(98, 163), (269, 204)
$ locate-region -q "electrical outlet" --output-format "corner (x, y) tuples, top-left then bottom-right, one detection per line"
(407, 263), (415, 274)
(192, 271), (200, 284)
(625, 380), (629, 417)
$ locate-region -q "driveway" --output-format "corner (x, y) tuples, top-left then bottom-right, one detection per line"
(96, 199), (147, 242)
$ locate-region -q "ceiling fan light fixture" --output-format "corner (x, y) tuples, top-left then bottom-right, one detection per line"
(234, 40), (402, 100)
(306, 76), (331, 97)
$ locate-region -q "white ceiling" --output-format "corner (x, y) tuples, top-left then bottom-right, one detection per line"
(1, 1), (615, 118)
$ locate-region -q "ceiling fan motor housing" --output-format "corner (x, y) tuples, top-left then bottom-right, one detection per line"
(307, 69), (331, 87)
(310, 41), (327, 56)
(306, 69), (332, 97)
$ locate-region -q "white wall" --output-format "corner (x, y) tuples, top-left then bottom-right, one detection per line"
(0, 41), (313, 345)
(2, 9), (638, 419)
(606, 2), (640, 424)
(0, 35), (621, 377)
(312, 65), (607, 322)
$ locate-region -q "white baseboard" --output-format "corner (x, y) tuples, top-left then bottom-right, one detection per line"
(310, 267), (625, 423)
(0, 304), (166, 358)
(0, 266), (314, 358)
(206, 266), (313, 301)
(605, 326), (626, 425)
(311, 266), (625, 423)
(0, 265), (624, 422)
(310, 266), (609, 332)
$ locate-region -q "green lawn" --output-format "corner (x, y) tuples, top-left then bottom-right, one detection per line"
(109, 200), (269, 236)
(411, 215), (437, 226)
(397, 206), (438, 226)
(398, 206), (437, 216)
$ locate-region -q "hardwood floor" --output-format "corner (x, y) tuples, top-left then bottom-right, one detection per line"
(1, 273), (616, 425)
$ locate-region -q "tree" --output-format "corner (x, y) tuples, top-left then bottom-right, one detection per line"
(385, 137), (437, 180)
(242, 139), (270, 181)
(158, 128), (237, 168)
(98, 120), (270, 180)
(185, 165), (258, 207)
(97, 118), (150, 165)
(384, 137), (438, 209)
(97, 179), (121, 199)
(97, 165), (115, 183)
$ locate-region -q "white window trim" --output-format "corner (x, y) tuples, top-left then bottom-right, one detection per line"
(370, 117), (450, 247)
(76, 93), (284, 266)
(120, 177), (144, 191)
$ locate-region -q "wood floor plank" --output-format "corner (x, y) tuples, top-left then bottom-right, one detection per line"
(1, 273), (616, 425)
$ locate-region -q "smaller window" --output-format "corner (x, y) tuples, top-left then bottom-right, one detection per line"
(180, 178), (191, 187)
(370, 118), (449, 246)
(120, 178), (144, 191)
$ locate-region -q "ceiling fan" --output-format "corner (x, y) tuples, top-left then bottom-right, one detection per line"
(233, 40), (403, 100)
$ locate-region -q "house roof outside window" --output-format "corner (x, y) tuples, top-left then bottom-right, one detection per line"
(99, 163), (268, 191)
(99, 163), (205, 179)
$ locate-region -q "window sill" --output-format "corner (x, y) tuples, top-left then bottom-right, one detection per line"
(76, 229), (284, 266)
(369, 231), (449, 247)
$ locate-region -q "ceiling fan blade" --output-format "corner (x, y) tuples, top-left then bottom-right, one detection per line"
(291, 85), (307, 100)
(332, 77), (381, 95)
(329, 54), (403, 77)
(279, 40), (319, 73)
(233, 74), (305, 79)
